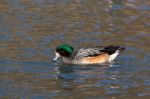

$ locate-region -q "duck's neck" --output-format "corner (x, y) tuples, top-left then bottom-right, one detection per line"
(62, 52), (76, 64)
(63, 57), (73, 64)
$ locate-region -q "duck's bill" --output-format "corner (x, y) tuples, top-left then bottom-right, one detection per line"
(52, 57), (59, 62)
(52, 52), (60, 62)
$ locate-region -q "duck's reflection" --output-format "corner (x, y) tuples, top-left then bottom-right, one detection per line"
(55, 65), (77, 90)
(55, 64), (109, 91)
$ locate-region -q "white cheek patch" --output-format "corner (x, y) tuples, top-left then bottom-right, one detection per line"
(108, 50), (119, 62)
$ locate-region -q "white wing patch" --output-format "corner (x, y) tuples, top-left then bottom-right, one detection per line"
(108, 50), (119, 62)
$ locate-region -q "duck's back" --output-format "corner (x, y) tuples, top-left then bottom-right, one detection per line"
(71, 46), (125, 64)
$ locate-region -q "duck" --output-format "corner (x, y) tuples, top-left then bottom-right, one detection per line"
(52, 44), (125, 64)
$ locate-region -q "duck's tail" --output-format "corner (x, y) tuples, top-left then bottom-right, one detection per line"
(101, 46), (125, 55)
(106, 46), (125, 62)
(118, 46), (125, 52)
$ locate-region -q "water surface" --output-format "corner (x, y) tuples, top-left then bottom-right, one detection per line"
(0, 0), (150, 99)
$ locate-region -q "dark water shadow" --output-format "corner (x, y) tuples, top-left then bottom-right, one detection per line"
(53, 63), (121, 91)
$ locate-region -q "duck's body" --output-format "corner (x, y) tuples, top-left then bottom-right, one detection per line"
(53, 44), (125, 64)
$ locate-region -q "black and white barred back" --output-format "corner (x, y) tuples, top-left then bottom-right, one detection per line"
(73, 46), (125, 59)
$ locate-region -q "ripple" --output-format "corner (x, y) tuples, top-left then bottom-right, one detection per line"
(0, 0), (150, 99)
(0, 34), (13, 41)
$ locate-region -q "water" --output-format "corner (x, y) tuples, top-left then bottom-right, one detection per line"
(0, 0), (150, 99)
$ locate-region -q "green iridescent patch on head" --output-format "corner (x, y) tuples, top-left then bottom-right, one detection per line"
(56, 44), (74, 54)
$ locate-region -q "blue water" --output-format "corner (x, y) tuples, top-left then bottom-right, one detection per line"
(0, 0), (150, 99)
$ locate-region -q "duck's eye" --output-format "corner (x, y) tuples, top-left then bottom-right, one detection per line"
(57, 50), (65, 55)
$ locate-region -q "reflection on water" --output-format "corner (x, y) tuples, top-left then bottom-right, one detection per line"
(0, 0), (150, 98)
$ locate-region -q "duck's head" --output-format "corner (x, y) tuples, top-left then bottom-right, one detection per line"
(53, 44), (74, 62)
